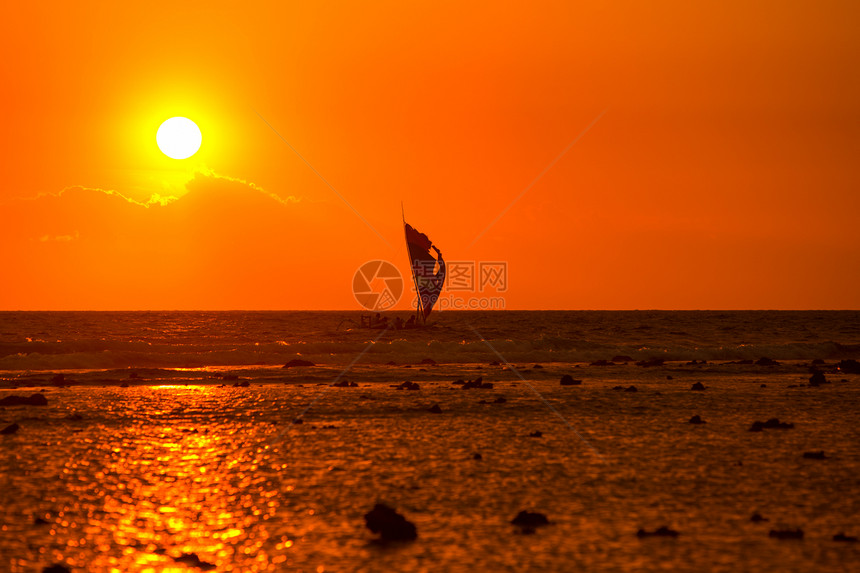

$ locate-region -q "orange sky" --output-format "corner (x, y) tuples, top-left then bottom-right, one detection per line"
(1, 1), (859, 310)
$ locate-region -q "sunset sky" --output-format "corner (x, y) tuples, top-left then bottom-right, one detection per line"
(2, 1), (858, 310)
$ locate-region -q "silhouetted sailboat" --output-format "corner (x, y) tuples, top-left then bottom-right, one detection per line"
(403, 208), (446, 325)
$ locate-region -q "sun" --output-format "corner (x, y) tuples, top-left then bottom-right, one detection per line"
(156, 117), (202, 160)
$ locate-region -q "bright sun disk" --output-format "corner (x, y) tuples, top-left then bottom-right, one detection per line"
(156, 117), (202, 160)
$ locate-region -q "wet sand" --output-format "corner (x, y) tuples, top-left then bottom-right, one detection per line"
(1, 363), (859, 572)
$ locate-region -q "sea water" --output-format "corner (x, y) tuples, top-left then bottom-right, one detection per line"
(1, 311), (858, 571)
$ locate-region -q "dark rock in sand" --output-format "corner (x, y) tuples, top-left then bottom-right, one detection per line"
(528, 431), (543, 438)
(590, 359), (612, 366)
(756, 357), (780, 366)
(283, 359), (315, 368)
(637, 526), (679, 538)
(749, 418), (794, 432)
(560, 375), (582, 386)
(808, 371), (828, 386)
(811, 359), (825, 366)
(174, 552), (216, 570)
(452, 379), (465, 385)
(833, 532), (858, 542)
(292, 418), (303, 424)
(690, 382), (706, 391)
(396, 381), (419, 390)
(334, 380), (359, 388)
(803, 451), (827, 460)
(533, 364), (543, 369)
(612, 355), (634, 363)
(223, 374), (239, 381)
(511, 510), (550, 529)
(624, 385), (638, 392)
(42, 565), (72, 573)
(0, 393), (48, 406)
(760, 384), (767, 388)
(462, 376), (493, 389)
(769, 528), (803, 540)
(836, 359), (860, 374)
(636, 358), (664, 367)
(686, 359), (708, 365)
(750, 513), (769, 523)
(688, 415), (705, 424)
(386, 361), (398, 366)
(666, 375), (673, 380)
(428, 404), (443, 413)
(234, 380), (250, 387)
(494, 396), (507, 404)
(612, 385), (625, 391)
(489, 361), (500, 366)
(420, 358), (437, 365)
(364, 503), (417, 541)
(2, 423), (20, 435)
(119, 382), (130, 388)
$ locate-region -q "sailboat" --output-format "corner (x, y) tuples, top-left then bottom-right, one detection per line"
(349, 210), (446, 331)
(403, 210), (446, 326)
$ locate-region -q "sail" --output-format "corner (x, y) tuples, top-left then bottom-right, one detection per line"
(404, 222), (446, 322)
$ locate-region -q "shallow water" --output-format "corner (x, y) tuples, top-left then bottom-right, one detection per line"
(2, 365), (859, 572)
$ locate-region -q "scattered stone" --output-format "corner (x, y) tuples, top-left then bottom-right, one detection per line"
(836, 359), (860, 374)
(612, 355), (634, 363)
(808, 371), (828, 386)
(690, 382), (706, 391)
(533, 364), (543, 369)
(811, 359), (825, 366)
(590, 359), (612, 366)
(420, 358), (437, 365)
(511, 510), (550, 530)
(334, 380), (359, 388)
(222, 374), (239, 381)
(364, 503), (417, 541)
(769, 528), (803, 540)
(0, 393), (49, 406)
(760, 384), (767, 388)
(624, 385), (638, 392)
(688, 415), (705, 425)
(462, 377), (493, 389)
(386, 361), (398, 366)
(560, 375), (582, 386)
(42, 565), (72, 573)
(489, 361), (500, 366)
(636, 358), (664, 367)
(612, 386), (625, 391)
(756, 357), (780, 366)
(528, 431), (543, 438)
(283, 359), (315, 368)
(292, 418), (303, 424)
(749, 418), (794, 432)
(174, 552), (216, 570)
(473, 453), (482, 460)
(119, 382), (130, 388)
(802, 451), (827, 460)
(234, 380), (250, 387)
(493, 396), (507, 404)
(452, 379), (465, 385)
(833, 532), (858, 542)
(686, 359), (708, 365)
(428, 404), (443, 413)
(750, 513), (769, 523)
(637, 526), (679, 538)
(666, 375), (673, 380)
(395, 381), (420, 390)
(1, 423), (20, 435)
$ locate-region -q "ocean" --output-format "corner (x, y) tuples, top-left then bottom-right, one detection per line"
(1, 311), (859, 571)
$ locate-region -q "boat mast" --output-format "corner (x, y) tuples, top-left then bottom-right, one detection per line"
(402, 202), (424, 321)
